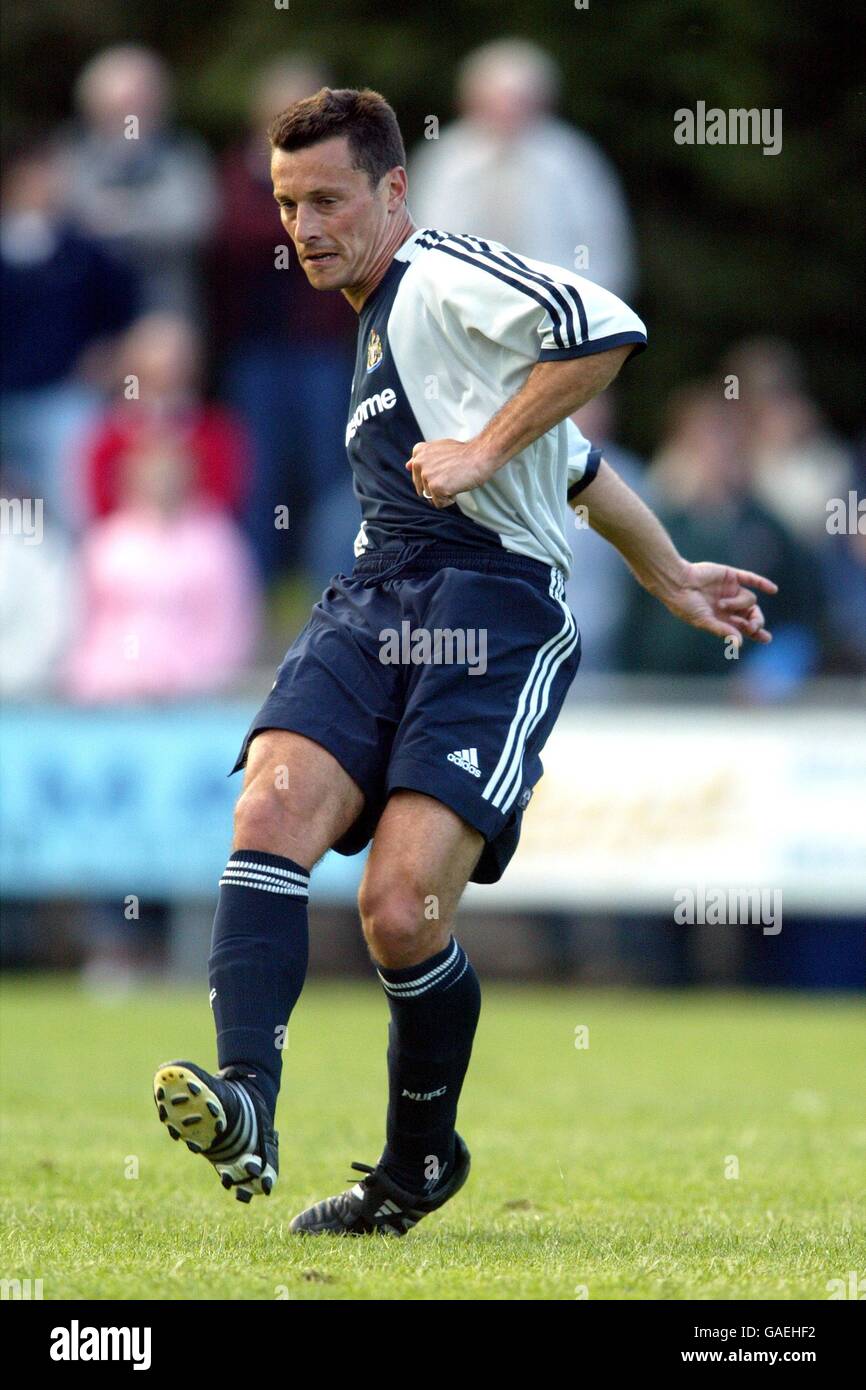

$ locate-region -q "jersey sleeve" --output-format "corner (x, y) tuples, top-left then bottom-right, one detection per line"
(412, 232), (647, 366)
(565, 418), (603, 500)
(535, 269), (647, 363)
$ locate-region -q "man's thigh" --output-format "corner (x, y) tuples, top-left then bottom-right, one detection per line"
(387, 566), (580, 884)
(235, 729), (365, 867)
(230, 574), (404, 840)
(360, 790), (484, 960)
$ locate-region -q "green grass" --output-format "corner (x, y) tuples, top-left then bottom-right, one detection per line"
(1, 978), (864, 1300)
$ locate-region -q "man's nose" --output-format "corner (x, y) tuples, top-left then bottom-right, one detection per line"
(295, 205), (321, 244)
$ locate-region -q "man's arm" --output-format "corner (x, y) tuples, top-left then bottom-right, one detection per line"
(576, 459), (777, 646)
(407, 348), (632, 505)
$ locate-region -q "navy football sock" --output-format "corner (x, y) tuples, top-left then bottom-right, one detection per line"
(208, 850), (310, 1119)
(377, 936), (481, 1195)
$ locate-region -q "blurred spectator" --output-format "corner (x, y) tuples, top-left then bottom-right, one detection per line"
(726, 337), (854, 551)
(409, 38), (636, 296)
(565, 391), (652, 671)
(0, 473), (76, 696)
(66, 436), (261, 702)
(212, 55), (356, 581)
(83, 312), (249, 523)
(619, 382), (821, 692)
(0, 143), (137, 529)
(718, 341), (864, 674)
(57, 45), (217, 317)
(820, 437), (866, 673)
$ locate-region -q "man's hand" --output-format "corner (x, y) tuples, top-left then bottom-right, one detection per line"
(406, 439), (499, 508)
(407, 348), (635, 508)
(659, 561), (778, 648)
(576, 461), (779, 648)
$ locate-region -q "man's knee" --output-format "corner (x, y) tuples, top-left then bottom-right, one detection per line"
(359, 871), (446, 968)
(231, 730), (364, 865)
(232, 776), (293, 856)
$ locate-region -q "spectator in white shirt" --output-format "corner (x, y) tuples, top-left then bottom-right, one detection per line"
(409, 38), (636, 297)
(57, 45), (217, 317)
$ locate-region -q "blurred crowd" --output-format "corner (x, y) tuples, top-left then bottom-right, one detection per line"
(2, 39), (864, 711)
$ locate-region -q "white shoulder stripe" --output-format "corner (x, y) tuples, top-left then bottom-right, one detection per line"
(417, 231), (581, 350)
(457, 232), (588, 345)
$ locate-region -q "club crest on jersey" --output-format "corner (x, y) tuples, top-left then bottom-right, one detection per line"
(366, 328), (383, 372)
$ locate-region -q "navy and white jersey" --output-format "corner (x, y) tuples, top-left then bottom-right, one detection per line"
(345, 227), (647, 575)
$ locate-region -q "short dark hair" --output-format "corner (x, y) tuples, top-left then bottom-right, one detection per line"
(268, 87), (406, 189)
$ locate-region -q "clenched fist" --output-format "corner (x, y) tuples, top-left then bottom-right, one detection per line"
(405, 439), (500, 508)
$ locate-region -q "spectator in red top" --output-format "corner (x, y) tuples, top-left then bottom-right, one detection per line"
(84, 311), (250, 524)
(68, 433), (261, 703)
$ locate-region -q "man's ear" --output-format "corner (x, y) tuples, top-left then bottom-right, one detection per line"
(386, 165), (408, 209)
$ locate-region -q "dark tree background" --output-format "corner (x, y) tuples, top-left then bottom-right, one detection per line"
(3, 0), (863, 452)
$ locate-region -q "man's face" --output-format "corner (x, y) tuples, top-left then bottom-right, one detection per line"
(271, 135), (393, 292)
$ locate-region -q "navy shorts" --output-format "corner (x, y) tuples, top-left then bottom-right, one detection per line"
(232, 547), (581, 884)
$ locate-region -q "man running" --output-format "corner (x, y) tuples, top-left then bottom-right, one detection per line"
(153, 87), (775, 1235)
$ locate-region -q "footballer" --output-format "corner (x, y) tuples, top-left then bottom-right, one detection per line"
(153, 88), (776, 1235)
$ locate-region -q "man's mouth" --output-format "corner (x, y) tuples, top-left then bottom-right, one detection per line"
(304, 251), (338, 266)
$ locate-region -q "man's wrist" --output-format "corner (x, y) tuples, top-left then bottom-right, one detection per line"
(469, 433), (509, 479)
(635, 552), (691, 601)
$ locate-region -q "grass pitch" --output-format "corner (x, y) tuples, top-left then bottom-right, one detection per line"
(1, 977), (863, 1300)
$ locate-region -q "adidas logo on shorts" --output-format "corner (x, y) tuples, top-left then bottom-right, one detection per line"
(447, 747), (481, 777)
